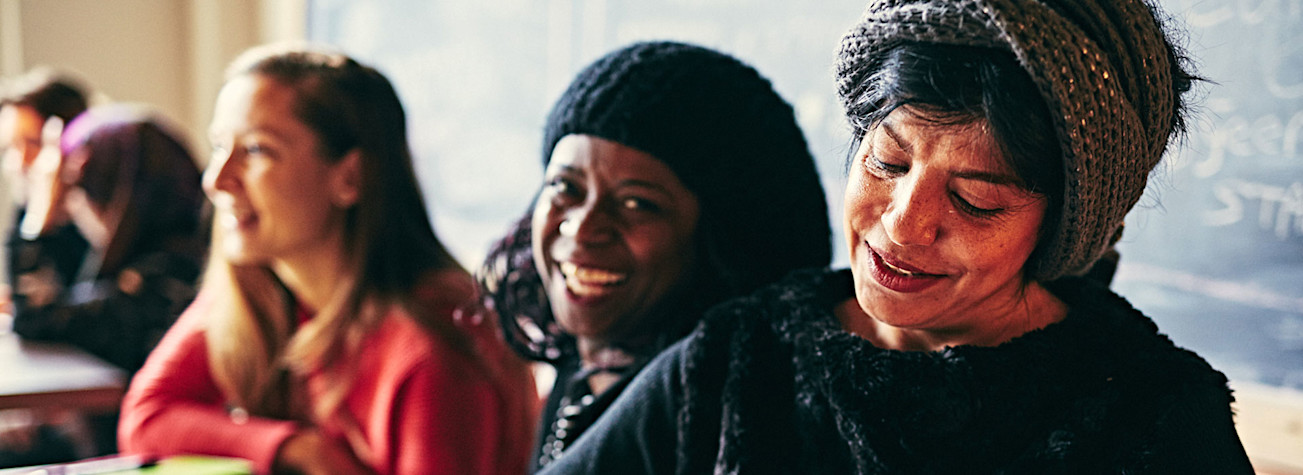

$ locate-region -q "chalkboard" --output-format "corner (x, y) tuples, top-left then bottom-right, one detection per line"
(305, 0), (1303, 390)
(1109, 0), (1303, 389)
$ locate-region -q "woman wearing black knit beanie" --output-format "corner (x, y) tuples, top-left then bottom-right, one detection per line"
(477, 41), (832, 472)
(540, 1), (1256, 474)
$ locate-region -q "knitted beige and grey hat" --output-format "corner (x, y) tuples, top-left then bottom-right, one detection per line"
(836, 0), (1184, 281)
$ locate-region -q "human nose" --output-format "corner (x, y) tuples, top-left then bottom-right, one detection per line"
(203, 144), (239, 198)
(882, 174), (940, 247)
(558, 200), (618, 246)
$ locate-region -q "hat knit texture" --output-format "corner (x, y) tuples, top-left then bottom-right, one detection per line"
(836, 0), (1180, 280)
(543, 41), (832, 293)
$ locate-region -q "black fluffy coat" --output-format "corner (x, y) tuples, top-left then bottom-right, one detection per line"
(668, 269), (1253, 474)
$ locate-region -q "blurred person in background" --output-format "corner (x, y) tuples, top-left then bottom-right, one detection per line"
(0, 68), (92, 325)
(12, 103), (206, 373)
(119, 44), (536, 475)
(2, 103), (206, 466)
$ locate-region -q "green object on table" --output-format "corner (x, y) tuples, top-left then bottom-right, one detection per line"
(140, 456), (251, 475)
(0, 455), (251, 474)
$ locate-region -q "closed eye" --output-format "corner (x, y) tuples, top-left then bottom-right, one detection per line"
(865, 153), (908, 177)
(951, 193), (1003, 218)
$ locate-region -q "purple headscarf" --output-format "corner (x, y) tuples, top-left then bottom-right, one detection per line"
(59, 104), (206, 275)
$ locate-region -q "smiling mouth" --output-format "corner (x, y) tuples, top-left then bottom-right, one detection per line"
(873, 247), (943, 276)
(880, 258), (924, 276)
(868, 248), (945, 293)
(218, 208), (256, 230)
(559, 262), (629, 297)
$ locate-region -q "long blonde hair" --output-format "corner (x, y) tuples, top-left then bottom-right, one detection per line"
(201, 44), (471, 422)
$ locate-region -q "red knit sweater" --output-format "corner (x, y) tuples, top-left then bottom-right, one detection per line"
(118, 271), (536, 475)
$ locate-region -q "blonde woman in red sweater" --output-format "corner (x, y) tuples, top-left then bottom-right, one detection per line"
(118, 44), (536, 475)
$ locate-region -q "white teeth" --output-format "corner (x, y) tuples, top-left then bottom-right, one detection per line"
(559, 262), (628, 297)
(560, 262), (627, 284)
(218, 209), (253, 229)
(218, 212), (240, 229)
(882, 259), (917, 276)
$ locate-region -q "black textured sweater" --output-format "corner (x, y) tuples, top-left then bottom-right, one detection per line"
(540, 268), (1255, 474)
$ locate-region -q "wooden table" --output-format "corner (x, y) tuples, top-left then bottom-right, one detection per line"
(0, 331), (126, 412)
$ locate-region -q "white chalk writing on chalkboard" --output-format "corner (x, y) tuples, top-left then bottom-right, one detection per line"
(1178, 0), (1302, 28)
(1181, 106), (1303, 178)
(1205, 178), (1303, 239)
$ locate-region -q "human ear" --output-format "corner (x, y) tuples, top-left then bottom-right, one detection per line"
(328, 149), (361, 208)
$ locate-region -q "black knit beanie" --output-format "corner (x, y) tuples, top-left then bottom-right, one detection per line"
(481, 41), (832, 362)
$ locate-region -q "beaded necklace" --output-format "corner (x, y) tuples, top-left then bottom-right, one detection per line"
(536, 363), (634, 468)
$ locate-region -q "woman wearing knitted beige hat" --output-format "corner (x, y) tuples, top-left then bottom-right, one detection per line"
(538, 1), (1256, 474)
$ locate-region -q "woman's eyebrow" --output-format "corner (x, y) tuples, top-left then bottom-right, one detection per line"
(548, 164), (586, 179)
(879, 122), (913, 155)
(953, 169), (1022, 186)
(881, 121), (1023, 187)
(617, 178), (675, 197)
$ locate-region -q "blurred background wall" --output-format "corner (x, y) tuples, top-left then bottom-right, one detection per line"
(0, 0), (305, 157)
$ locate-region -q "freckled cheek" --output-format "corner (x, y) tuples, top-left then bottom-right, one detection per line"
(956, 233), (1034, 277)
(843, 179), (890, 239)
(960, 238), (1008, 274)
